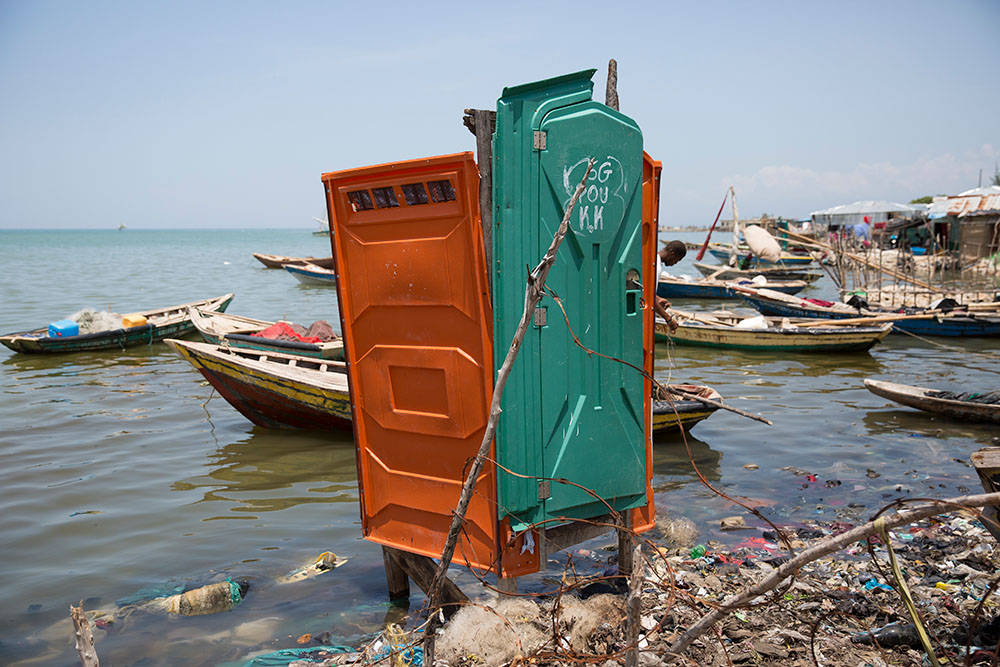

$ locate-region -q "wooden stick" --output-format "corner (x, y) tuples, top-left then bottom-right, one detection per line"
(794, 313), (938, 328)
(667, 491), (1000, 659)
(625, 543), (644, 667)
(423, 160), (596, 661)
(662, 385), (773, 426)
(71, 602), (100, 667)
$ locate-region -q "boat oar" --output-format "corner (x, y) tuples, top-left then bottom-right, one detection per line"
(661, 385), (773, 426)
(795, 313), (939, 328)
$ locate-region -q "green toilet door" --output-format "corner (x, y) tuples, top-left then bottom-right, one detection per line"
(534, 102), (646, 521)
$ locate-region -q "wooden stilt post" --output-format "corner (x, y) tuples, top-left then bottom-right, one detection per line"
(383, 546), (469, 617)
(382, 545), (410, 601)
(463, 108), (497, 297)
(971, 448), (1000, 544)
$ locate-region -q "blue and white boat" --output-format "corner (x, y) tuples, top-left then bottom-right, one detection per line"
(284, 262), (337, 286)
(656, 277), (807, 300)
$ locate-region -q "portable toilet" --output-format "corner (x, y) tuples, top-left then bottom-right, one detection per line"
(322, 70), (656, 580)
(492, 69), (654, 535)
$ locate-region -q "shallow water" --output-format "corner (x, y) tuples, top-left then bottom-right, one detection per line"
(0, 229), (996, 666)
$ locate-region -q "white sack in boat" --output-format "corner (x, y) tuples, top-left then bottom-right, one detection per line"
(751, 275), (768, 285)
(735, 315), (769, 329)
(743, 225), (782, 263)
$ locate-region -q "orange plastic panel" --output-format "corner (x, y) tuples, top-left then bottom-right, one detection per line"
(322, 153), (499, 572)
(633, 151), (662, 535)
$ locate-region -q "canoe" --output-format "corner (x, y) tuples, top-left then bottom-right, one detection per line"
(252, 253), (335, 270)
(736, 287), (1000, 337)
(284, 262), (337, 285)
(706, 244), (815, 266)
(188, 308), (344, 360)
(652, 384), (723, 434)
(656, 277), (806, 299)
(692, 261), (823, 283)
(166, 339), (352, 430)
(864, 379), (1000, 424)
(654, 310), (891, 352)
(0, 294), (235, 354)
(169, 337), (707, 434)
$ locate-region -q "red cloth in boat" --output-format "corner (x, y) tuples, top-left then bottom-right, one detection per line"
(252, 321), (339, 343)
(803, 298), (835, 308)
(253, 322), (321, 343)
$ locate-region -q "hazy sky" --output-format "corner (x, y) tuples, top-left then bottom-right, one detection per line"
(1, 0), (997, 229)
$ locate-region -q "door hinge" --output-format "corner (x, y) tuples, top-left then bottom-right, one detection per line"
(533, 307), (547, 327)
(533, 130), (547, 150)
(537, 480), (550, 500)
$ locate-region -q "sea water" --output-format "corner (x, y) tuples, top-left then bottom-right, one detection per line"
(0, 229), (995, 665)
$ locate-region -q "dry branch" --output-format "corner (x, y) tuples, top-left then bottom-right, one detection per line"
(666, 491), (1000, 658)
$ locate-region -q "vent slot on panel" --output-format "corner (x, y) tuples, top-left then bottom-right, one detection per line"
(401, 183), (430, 206)
(371, 187), (399, 209)
(348, 190), (374, 211)
(427, 180), (457, 203)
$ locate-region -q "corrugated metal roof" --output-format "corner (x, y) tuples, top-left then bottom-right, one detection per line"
(928, 190), (1000, 219)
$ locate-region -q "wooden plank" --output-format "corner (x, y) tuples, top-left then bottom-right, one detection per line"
(624, 543), (643, 667)
(384, 546), (468, 617)
(382, 545), (410, 601)
(971, 447), (1000, 544)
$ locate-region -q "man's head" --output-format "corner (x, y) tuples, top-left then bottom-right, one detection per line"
(659, 240), (687, 267)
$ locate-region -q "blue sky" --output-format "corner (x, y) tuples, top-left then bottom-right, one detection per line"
(1, 0), (997, 229)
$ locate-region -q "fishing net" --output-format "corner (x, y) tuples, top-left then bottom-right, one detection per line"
(928, 390), (1000, 405)
(70, 308), (123, 334)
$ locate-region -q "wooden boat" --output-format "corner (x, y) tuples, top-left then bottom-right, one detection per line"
(252, 253), (335, 270)
(706, 244), (814, 266)
(656, 276), (807, 299)
(692, 261), (823, 283)
(166, 339), (352, 430)
(0, 294), (234, 354)
(736, 287), (1000, 337)
(284, 262), (337, 285)
(864, 379), (1000, 424)
(188, 308), (344, 360)
(169, 337), (706, 434)
(652, 384), (723, 434)
(654, 309), (891, 352)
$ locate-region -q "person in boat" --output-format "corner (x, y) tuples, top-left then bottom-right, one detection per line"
(653, 240), (687, 331)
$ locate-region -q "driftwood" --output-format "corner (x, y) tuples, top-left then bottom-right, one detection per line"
(71, 602), (100, 667)
(423, 159), (597, 662)
(666, 491), (1000, 658)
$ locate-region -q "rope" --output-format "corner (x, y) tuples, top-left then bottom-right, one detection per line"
(874, 517), (940, 665)
(891, 326), (1000, 363)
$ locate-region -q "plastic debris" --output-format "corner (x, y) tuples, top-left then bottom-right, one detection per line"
(277, 551), (348, 584)
(159, 578), (247, 616)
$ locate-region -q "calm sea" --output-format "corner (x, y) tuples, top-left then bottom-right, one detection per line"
(0, 229), (996, 666)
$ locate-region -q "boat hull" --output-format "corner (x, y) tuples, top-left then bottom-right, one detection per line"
(284, 265), (337, 285)
(652, 400), (719, 434)
(707, 247), (814, 265)
(864, 379), (1000, 424)
(692, 262), (822, 283)
(0, 294), (234, 354)
(654, 319), (890, 351)
(738, 293), (1000, 337)
(167, 340), (352, 430)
